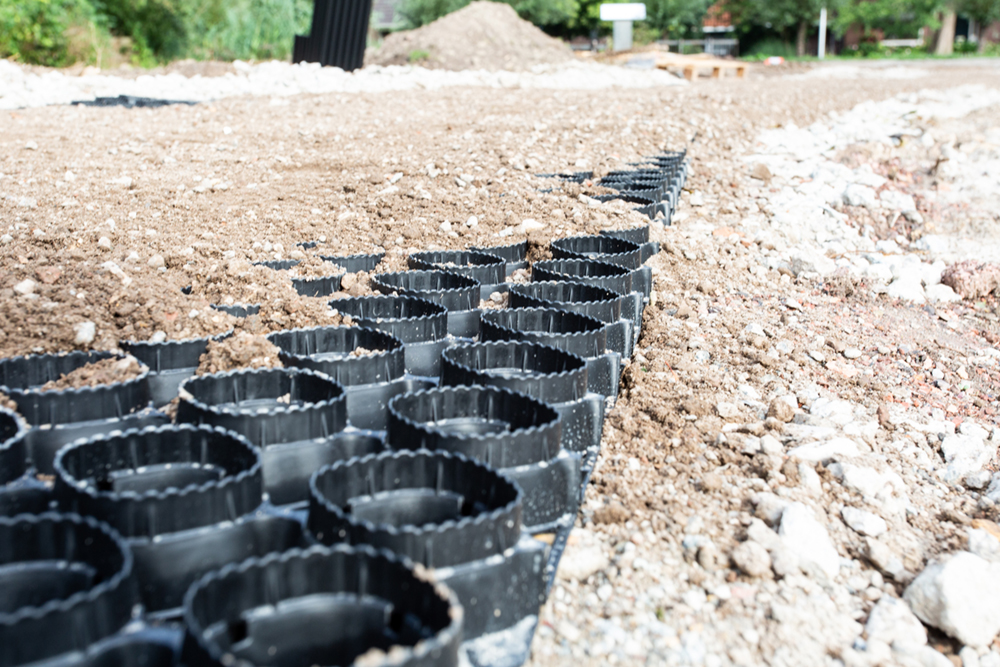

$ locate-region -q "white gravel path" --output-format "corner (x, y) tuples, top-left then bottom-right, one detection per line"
(0, 59), (685, 110)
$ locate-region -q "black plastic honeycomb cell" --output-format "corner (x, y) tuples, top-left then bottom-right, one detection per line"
(469, 240), (528, 276)
(329, 295), (450, 377)
(479, 307), (620, 400)
(0, 407), (48, 517)
(531, 258), (648, 331)
(388, 385), (580, 531)
(407, 250), (506, 300)
(121, 332), (231, 407)
(0, 351), (164, 474)
(53, 424), (263, 539)
(0, 513), (135, 667)
(181, 545), (462, 667)
(308, 449), (547, 642)
(508, 281), (634, 358)
(29, 635), (177, 667)
(551, 235), (644, 270)
(600, 224), (660, 262)
(72, 95), (195, 108)
(0, 407), (25, 486)
(52, 424), (305, 613)
(176, 368), (379, 505)
(372, 270), (481, 338)
(439, 341), (608, 593)
(441, 341), (605, 459)
(318, 251), (385, 274)
(268, 325), (432, 430)
(210, 303), (260, 318)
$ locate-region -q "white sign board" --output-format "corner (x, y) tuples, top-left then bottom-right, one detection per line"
(600, 3), (646, 21)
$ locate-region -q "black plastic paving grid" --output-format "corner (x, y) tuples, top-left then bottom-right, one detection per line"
(0, 149), (687, 667)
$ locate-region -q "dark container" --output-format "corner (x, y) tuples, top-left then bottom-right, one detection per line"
(292, 0), (373, 72)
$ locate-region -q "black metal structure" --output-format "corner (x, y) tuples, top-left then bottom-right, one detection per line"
(293, 0), (373, 71)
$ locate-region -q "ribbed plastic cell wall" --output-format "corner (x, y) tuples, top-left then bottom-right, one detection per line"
(293, 0), (373, 71)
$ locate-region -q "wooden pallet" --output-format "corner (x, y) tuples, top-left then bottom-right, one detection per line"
(653, 54), (748, 81)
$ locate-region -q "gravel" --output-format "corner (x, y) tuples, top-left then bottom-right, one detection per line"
(0, 58), (684, 110)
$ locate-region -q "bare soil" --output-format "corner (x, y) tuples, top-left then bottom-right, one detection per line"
(196, 332), (283, 375)
(2, 58), (1000, 665)
(40, 355), (144, 391)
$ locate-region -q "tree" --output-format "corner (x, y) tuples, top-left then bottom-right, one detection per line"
(724, 0), (838, 56)
(834, 0), (943, 40)
(935, 5), (955, 54)
(957, 0), (1000, 50)
(644, 0), (713, 40)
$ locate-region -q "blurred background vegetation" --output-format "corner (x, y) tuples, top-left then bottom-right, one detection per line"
(0, 0), (314, 66)
(1, 0), (997, 68)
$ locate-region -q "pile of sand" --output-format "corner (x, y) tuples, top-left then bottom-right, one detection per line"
(367, 1), (574, 72)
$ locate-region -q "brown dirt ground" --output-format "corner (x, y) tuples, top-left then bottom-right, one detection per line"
(3, 59), (1000, 664)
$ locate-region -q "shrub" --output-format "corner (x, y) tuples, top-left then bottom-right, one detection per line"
(0, 0), (109, 66)
(744, 37), (796, 59)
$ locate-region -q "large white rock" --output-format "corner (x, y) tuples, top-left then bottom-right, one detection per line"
(841, 506), (888, 537)
(879, 190), (917, 212)
(788, 437), (861, 463)
(904, 551), (1000, 646)
(558, 543), (610, 582)
(779, 503), (841, 578)
(843, 183), (880, 208)
(791, 251), (837, 277)
(968, 529), (1000, 564)
(940, 432), (992, 484)
(887, 278), (926, 303)
(866, 595), (928, 646)
(808, 397), (856, 425)
(829, 462), (909, 517)
(925, 283), (961, 302)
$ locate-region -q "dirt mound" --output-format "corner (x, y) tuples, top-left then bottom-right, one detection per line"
(196, 333), (282, 376)
(367, 2), (573, 72)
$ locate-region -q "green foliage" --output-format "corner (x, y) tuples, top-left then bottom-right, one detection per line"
(408, 48), (430, 61)
(0, 0), (107, 65)
(509, 0), (577, 26)
(91, 0), (312, 62)
(91, 0), (186, 59)
(398, 0), (466, 29)
(190, 0), (314, 61)
(743, 37), (797, 58)
(834, 0), (941, 38)
(724, 0), (838, 36)
(956, 0), (1000, 29)
(644, 0), (712, 38)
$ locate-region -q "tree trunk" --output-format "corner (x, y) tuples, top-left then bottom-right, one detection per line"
(796, 19), (808, 57)
(935, 9), (956, 55)
(977, 23), (986, 53)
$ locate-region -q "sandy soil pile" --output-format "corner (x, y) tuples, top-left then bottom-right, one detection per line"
(367, 1), (574, 71)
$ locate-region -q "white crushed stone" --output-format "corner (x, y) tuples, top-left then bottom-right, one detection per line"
(0, 59), (684, 110)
